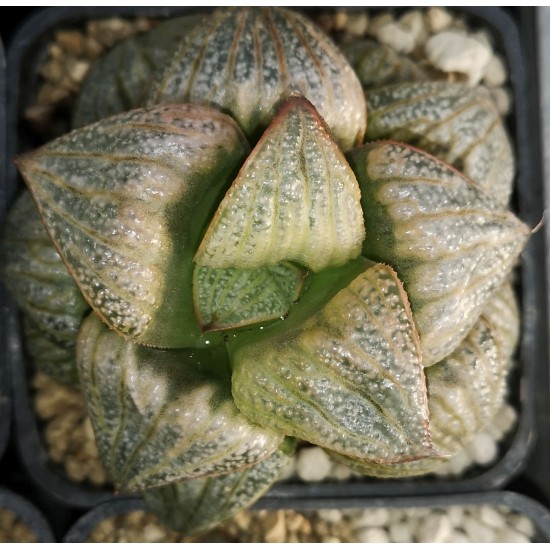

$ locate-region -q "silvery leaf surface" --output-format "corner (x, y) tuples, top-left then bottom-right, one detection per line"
(1, 190), (89, 344)
(232, 262), (435, 465)
(342, 40), (430, 89)
(145, 7), (366, 150)
(329, 301), (509, 477)
(73, 15), (205, 128)
(16, 104), (250, 348)
(365, 82), (515, 206)
(77, 314), (283, 492)
(193, 263), (304, 331)
(143, 439), (294, 535)
(348, 140), (529, 366)
(194, 95), (365, 273)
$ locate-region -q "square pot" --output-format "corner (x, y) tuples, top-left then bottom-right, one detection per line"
(2, 6), (547, 508)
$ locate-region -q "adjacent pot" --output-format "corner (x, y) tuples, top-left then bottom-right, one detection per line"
(3, 6), (546, 509)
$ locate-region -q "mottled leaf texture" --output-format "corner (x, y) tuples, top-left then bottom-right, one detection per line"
(348, 141), (529, 366)
(73, 15), (205, 128)
(16, 104), (250, 348)
(365, 82), (515, 206)
(232, 262), (435, 464)
(1, 190), (89, 344)
(146, 6), (366, 150)
(193, 263), (304, 331)
(143, 440), (294, 535)
(342, 40), (430, 89)
(329, 298), (510, 477)
(77, 314), (283, 492)
(24, 317), (79, 387)
(195, 95), (365, 272)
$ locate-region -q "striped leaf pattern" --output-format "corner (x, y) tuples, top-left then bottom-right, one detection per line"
(1, 190), (89, 344)
(232, 262), (436, 464)
(76, 314), (283, 492)
(342, 40), (430, 89)
(143, 439), (294, 535)
(193, 263), (304, 331)
(16, 104), (250, 348)
(145, 7), (366, 150)
(328, 294), (510, 477)
(348, 141), (529, 366)
(365, 82), (515, 206)
(73, 15), (205, 128)
(194, 95), (365, 272)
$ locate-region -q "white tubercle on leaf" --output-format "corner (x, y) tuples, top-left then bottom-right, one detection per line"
(194, 95), (365, 273)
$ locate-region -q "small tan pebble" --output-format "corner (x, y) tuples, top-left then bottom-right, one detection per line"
(143, 524), (167, 543)
(88, 465), (108, 486)
(495, 526), (532, 543)
(389, 521), (413, 543)
(334, 10), (348, 31)
(231, 510), (251, 531)
(316, 509), (342, 523)
(444, 529), (471, 543)
(24, 104), (54, 126)
(263, 510), (287, 543)
(479, 505), (506, 529)
(66, 59), (91, 84)
(328, 461), (354, 481)
(399, 10), (427, 47)
(416, 512), (452, 543)
(355, 527), (390, 543)
(83, 36), (105, 58)
(296, 447), (332, 482)
(0, 509), (17, 529)
(40, 59), (65, 83)
(352, 507), (389, 529)
(446, 505), (464, 527)
(47, 43), (64, 60)
(0, 510), (37, 543)
(483, 54), (507, 87)
(55, 30), (86, 56)
(376, 22), (416, 54)
(344, 12), (369, 37)
(135, 17), (155, 33)
(463, 515), (497, 543)
(425, 7), (453, 33)
(65, 455), (88, 482)
(510, 513), (536, 538)
(285, 511), (306, 533)
(125, 510), (147, 526)
(35, 82), (71, 105)
(472, 29), (495, 50)
(322, 536), (341, 543)
(490, 87), (513, 117)
(368, 12), (394, 37)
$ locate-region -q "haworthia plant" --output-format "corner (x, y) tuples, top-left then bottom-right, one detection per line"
(364, 82), (515, 206)
(77, 314), (283, 492)
(16, 104), (250, 348)
(143, 439), (295, 535)
(329, 296), (509, 476)
(1, 190), (89, 344)
(341, 39), (430, 89)
(348, 141), (529, 366)
(232, 262), (436, 465)
(145, 6), (366, 150)
(194, 95), (365, 272)
(193, 263), (304, 331)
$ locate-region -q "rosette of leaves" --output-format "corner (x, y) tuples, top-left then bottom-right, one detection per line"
(4, 6), (529, 536)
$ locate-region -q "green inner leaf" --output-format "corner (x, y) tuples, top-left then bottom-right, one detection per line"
(194, 94), (365, 273)
(193, 263), (304, 332)
(232, 262), (435, 464)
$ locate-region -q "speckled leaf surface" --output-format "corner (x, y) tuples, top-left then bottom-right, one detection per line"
(77, 314), (283, 492)
(342, 40), (430, 89)
(145, 6), (366, 150)
(73, 15), (206, 128)
(24, 317), (79, 386)
(16, 104), (250, 348)
(329, 303), (508, 477)
(195, 96), (365, 272)
(193, 263), (304, 331)
(1, 190), (89, 344)
(349, 141), (529, 366)
(365, 82), (515, 206)
(143, 440), (294, 535)
(232, 262), (435, 464)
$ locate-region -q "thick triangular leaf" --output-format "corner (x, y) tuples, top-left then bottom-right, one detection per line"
(17, 104), (250, 348)
(342, 40), (430, 89)
(146, 7), (366, 150)
(77, 314), (284, 492)
(232, 262), (435, 464)
(193, 263), (304, 331)
(143, 439), (295, 535)
(365, 82), (515, 206)
(24, 317), (79, 387)
(1, 190), (89, 343)
(329, 302), (509, 477)
(195, 95), (365, 272)
(348, 141), (529, 366)
(73, 15), (206, 128)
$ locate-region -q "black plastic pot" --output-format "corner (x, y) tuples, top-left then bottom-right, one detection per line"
(62, 490), (550, 543)
(0, 487), (55, 542)
(3, 6), (547, 508)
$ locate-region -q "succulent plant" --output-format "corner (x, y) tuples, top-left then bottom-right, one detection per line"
(3, 6), (527, 536)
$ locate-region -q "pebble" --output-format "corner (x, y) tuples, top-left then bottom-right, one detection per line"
(352, 507), (390, 529)
(368, 13), (394, 38)
(483, 54), (507, 87)
(356, 527), (390, 543)
(399, 10), (427, 48)
(388, 521), (412, 543)
(0, 509), (38, 543)
(295, 447), (332, 482)
(466, 431), (498, 465)
(490, 86), (513, 116)
(425, 30), (492, 85)
(425, 7), (453, 33)
(463, 516), (497, 543)
(495, 527), (532, 543)
(416, 513), (452, 543)
(480, 505), (507, 529)
(510, 513), (536, 538)
(317, 509), (343, 523)
(344, 12), (369, 37)
(376, 22), (416, 54)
